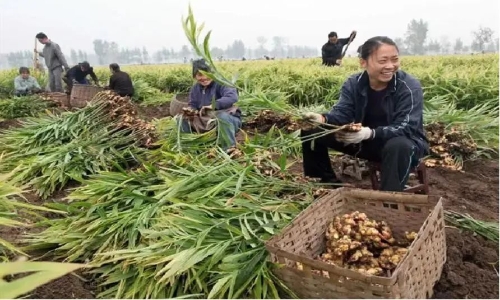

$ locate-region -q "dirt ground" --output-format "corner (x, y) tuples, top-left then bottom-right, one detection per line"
(1, 103), (498, 299)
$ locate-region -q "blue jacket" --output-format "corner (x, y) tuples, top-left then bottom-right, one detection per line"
(188, 81), (240, 117)
(323, 70), (429, 154)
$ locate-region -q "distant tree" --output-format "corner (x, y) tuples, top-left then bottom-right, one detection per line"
(404, 19), (429, 55)
(70, 49), (78, 64)
(453, 38), (464, 53)
(93, 39), (108, 65)
(231, 40), (246, 58)
(210, 47), (224, 58)
(142, 47), (149, 63)
(439, 36), (451, 54)
(472, 26), (494, 52)
(271, 36), (286, 57)
(256, 36), (268, 58)
(393, 37), (409, 55)
(180, 45), (191, 59)
(427, 39), (441, 54)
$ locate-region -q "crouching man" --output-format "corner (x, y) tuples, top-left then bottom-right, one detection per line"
(179, 59), (242, 151)
(14, 67), (42, 96)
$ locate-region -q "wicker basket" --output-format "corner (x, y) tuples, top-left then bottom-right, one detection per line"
(47, 92), (70, 107)
(265, 188), (446, 299)
(70, 84), (104, 108)
(169, 93), (190, 116)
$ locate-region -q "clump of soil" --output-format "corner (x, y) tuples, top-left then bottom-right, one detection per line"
(433, 228), (499, 299)
(243, 110), (299, 133)
(29, 273), (96, 299)
(136, 102), (171, 121)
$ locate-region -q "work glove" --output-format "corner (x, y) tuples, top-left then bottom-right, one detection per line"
(302, 112), (325, 123)
(199, 105), (213, 116)
(336, 126), (373, 144)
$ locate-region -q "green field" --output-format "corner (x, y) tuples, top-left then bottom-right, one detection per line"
(0, 52), (498, 298)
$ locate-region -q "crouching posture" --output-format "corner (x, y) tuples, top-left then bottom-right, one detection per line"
(14, 67), (42, 96)
(302, 36), (429, 192)
(179, 59), (242, 150)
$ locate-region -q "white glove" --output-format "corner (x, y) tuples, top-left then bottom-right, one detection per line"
(302, 112), (325, 123)
(336, 127), (373, 144)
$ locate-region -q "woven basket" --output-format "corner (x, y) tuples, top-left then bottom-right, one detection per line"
(47, 92), (70, 107)
(265, 188), (446, 299)
(70, 84), (104, 108)
(169, 93), (190, 116)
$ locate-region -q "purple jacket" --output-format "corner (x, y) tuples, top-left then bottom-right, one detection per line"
(188, 82), (240, 117)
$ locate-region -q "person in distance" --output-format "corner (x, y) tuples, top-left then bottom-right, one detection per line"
(321, 31), (357, 66)
(14, 67), (42, 96)
(35, 32), (70, 92)
(302, 36), (429, 192)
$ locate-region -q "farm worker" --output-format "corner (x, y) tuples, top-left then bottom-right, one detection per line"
(322, 31), (357, 66)
(35, 32), (70, 93)
(63, 61), (100, 94)
(14, 67), (42, 96)
(302, 36), (429, 192)
(180, 59), (241, 151)
(106, 63), (134, 97)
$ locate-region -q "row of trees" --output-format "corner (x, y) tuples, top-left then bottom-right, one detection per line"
(0, 23), (498, 69)
(91, 37), (318, 65)
(397, 21), (498, 55)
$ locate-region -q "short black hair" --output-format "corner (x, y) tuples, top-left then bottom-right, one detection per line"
(80, 61), (90, 69)
(360, 36), (399, 60)
(35, 32), (47, 39)
(192, 59), (211, 77)
(109, 63), (120, 72)
(328, 32), (337, 38)
(19, 67), (30, 74)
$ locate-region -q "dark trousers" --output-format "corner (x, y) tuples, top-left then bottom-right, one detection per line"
(322, 57), (339, 67)
(301, 128), (422, 192)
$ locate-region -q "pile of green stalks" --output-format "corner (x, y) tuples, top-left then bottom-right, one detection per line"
(25, 137), (319, 298)
(0, 96), (56, 120)
(0, 99), (146, 199)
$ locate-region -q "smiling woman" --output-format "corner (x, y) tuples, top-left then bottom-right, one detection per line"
(301, 36), (429, 192)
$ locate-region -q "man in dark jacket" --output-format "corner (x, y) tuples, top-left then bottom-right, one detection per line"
(106, 63), (134, 97)
(321, 31), (356, 66)
(301, 70), (429, 191)
(180, 59), (241, 150)
(63, 61), (99, 94)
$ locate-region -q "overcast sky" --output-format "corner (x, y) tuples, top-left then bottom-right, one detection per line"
(0, 0), (498, 54)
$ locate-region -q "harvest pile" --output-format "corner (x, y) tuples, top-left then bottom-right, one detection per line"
(305, 211), (417, 277)
(424, 122), (478, 170)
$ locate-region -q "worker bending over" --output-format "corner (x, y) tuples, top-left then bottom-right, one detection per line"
(63, 61), (99, 94)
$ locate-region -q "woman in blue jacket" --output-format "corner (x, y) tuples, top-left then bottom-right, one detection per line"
(180, 59), (242, 150)
(302, 36), (429, 192)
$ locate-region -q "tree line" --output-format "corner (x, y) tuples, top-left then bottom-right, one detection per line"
(396, 22), (498, 55)
(0, 22), (497, 69)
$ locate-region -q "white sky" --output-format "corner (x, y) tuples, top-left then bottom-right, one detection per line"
(0, 0), (498, 53)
